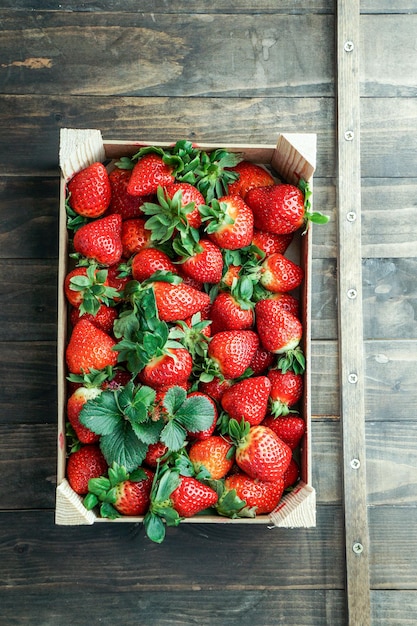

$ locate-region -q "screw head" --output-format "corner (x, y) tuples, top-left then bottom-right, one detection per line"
(344, 41), (354, 52)
(346, 211), (357, 222)
(348, 373), (358, 384)
(347, 288), (357, 299)
(344, 130), (355, 141)
(352, 542), (364, 554)
(350, 458), (361, 469)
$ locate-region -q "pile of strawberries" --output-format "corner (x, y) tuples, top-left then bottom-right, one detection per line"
(63, 140), (328, 542)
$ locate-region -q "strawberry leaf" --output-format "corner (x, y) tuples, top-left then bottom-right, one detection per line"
(100, 422), (148, 472)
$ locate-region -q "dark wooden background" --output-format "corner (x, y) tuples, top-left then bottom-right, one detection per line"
(1, 2), (417, 624)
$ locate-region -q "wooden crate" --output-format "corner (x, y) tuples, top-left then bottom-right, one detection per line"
(56, 128), (317, 528)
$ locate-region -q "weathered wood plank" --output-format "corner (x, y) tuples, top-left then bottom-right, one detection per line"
(363, 258), (417, 340)
(0, 507), (345, 588)
(0, 260), (57, 341)
(337, 1), (371, 622)
(361, 15), (417, 97)
(0, 177), (59, 259)
(0, 342), (57, 423)
(369, 506), (417, 589)
(0, 13), (334, 97)
(0, 1), (335, 13)
(364, 340), (417, 420)
(371, 591), (417, 625)
(0, 95), (336, 176)
(0, 588), (346, 626)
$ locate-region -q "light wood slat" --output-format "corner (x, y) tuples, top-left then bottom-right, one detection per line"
(337, 1), (371, 623)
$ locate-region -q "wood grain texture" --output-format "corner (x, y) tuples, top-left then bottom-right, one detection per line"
(0, 12), (334, 97)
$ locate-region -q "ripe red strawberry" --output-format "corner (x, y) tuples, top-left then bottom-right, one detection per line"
(106, 167), (151, 220)
(110, 468), (154, 516)
(66, 318), (118, 375)
(106, 264), (130, 299)
(164, 181), (204, 229)
(66, 444), (108, 494)
(121, 218), (152, 259)
(255, 299), (303, 355)
(246, 184), (306, 234)
(131, 247), (177, 282)
(189, 436), (234, 479)
(262, 415), (306, 450)
(180, 239), (223, 284)
(198, 376), (232, 403)
(201, 195), (254, 250)
(224, 472), (285, 514)
(267, 368), (303, 416)
(249, 346), (275, 376)
(264, 292), (300, 318)
(229, 420), (292, 482)
(208, 329), (259, 380)
(144, 442), (169, 468)
(221, 264), (241, 288)
(67, 162), (111, 218)
(73, 214), (123, 266)
(70, 304), (118, 334)
(186, 391), (218, 440)
(252, 229), (294, 257)
(151, 281), (211, 322)
(283, 457), (300, 488)
(67, 387), (102, 444)
(127, 153), (174, 196)
(226, 161), (275, 200)
(221, 376), (271, 426)
(260, 252), (304, 293)
(209, 291), (254, 335)
(138, 348), (193, 389)
(170, 475), (218, 517)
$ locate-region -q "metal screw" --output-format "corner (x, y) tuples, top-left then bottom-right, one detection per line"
(352, 542), (364, 554)
(348, 373), (358, 384)
(346, 211), (357, 222)
(347, 288), (357, 299)
(344, 130), (354, 141)
(344, 41), (354, 52)
(350, 458), (361, 470)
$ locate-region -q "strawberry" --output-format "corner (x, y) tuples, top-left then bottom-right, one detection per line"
(67, 162), (111, 218)
(66, 444), (108, 494)
(106, 167), (152, 220)
(70, 304), (118, 334)
(186, 391), (218, 440)
(260, 253), (304, 293)
(67, 386), (102, 444)
(221, 264), (241, 288)
(255, 299), (303, 356)
(200, 195), (254, 250)
(138, 348), (193, 389)
(264, 292), (300, 318)
(152, 280), (211, 322)
(120, 218), (152, 259)
(106, 264), (130, 299)
(144, 442), (169, 468)
(189, 436), (235, 479)
(262, 415), (306, 450)
(170, 475), (218, 517)
(209, 291), (254, 334)
(249, 346), (275, 376)
(283, 457), (300, 488)
(224, 472), (285, 514)
(73, 214), (123, 266)
(179, 239), (223, 284)
(207, 329), (259, 380)
(131, 248), (177, 283)
(164, 182), (204, 229)
(267, 368), (303, 416)
(106, 468), (154, 516)
(221, 376), (271, 426)
(226, 161), (275, 200)
(64, 265), (118, 314)
(228, 420), (292, 482)
(127, 153), (174, 196)
(66, 318), (118, 375)
(252, 229), (294, 257)
(246, 184), (306, 234)
(198, 376), (233, 403)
